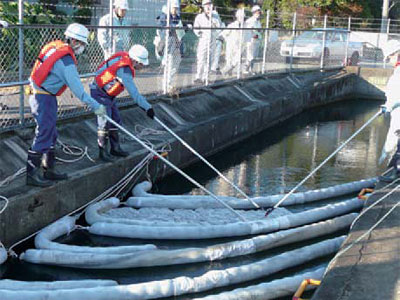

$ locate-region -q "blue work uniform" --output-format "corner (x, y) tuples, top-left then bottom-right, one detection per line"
(90, 58), (152, 132)
(29, 55), (100, 153)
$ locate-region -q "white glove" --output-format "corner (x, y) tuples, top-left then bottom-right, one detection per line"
(94, 104), (106, 116)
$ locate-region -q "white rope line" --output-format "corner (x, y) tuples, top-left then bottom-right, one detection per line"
(0, 167), (26, 188)
(0, 195), (9, 258)
(57, 139), (96, 163)
(350, 175), (400, 230)
(0, 195), (9, 215)
(106, 116), (248, 221)
(6, 153), (154, 257)
(155, 116), (261, 209)
(324, 182), (400, 277)
(273, 110), (382, 209)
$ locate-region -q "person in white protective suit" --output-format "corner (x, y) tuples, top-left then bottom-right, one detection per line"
(379, 48), (400, 182)
(210, 10), (224, 75)
(98, 0), (131, 59)
(221, 9), (245, 76)
(155, 1), (186, 94)
(244, 5), (262, 74)
(193, 0), (222, 84)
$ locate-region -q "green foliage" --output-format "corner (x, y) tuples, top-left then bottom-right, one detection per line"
(0, 1), (68, 79)
(0, 1), (67, 24)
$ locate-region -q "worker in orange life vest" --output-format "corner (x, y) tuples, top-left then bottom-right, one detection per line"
(91, 44), (155, 162)
(28, 23), (106, 187)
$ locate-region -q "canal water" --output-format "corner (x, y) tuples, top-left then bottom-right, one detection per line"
(0, 98), (386, 299)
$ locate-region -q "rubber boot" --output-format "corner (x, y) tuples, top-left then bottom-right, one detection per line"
(43, 147), (68, 181)
(109, 129), (129, 157)
(379, 168), (399, 183)
(98, 130), (115, 162)
(26, 150), (52, 187)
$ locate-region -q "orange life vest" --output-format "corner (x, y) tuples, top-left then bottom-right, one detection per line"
(30, 40), (77, 96)
(95, 52), (135, 97)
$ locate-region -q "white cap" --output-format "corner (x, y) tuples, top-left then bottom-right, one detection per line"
(114, 0), (129, 10)
(171, 0), (180, 8)
(202, 0), (212, 6)
(251, 5), (261, 13)
(129, 44), (149, 65)
(64, 23), (89, 44)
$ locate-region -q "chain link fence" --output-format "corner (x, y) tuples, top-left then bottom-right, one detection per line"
(0, 2), (398, 133)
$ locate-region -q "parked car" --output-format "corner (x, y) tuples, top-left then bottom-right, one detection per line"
(280, 28), (363, 65)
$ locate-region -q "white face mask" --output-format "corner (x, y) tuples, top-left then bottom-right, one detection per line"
(73, 45), (85, 56)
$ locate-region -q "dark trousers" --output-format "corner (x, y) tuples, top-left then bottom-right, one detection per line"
(29, 94), (58, 153)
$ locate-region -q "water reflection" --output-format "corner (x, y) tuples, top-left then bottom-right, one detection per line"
(156, 99), (386, 197)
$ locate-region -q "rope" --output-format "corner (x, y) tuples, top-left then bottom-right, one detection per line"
(155, 116), (261, 209)
(0, 168), (26, 188)
(56, 139), (96, 163)
(0, 196), (9, 215)
(105, 115), (248, 221)
(324, 181), (400, 276)
(272, 110), (382, 210)
(6, 153), (154, 256)
(350, 175), (400, 230)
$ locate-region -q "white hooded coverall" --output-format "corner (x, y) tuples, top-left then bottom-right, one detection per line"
(194, 11), (221, 81)
(98, 12), (130, 59)
(380, 66), (400, 164)
(222, 20), (245, 74)
(244, 15), (262, 71)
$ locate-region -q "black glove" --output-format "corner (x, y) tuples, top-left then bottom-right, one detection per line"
(146, 108), (155, 119)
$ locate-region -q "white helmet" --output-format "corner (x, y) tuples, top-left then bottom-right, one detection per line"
(251, 5), (261, 13)
(114, 0), (129, 10)
(129, 45), (149, 65)
(64, 23), (89, 44)
(202, 0), (212, 6)
(171, 0), (180, 8)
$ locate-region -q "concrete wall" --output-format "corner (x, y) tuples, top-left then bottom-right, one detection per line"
(0, 68), (371, 247)
(346, 66), (393, 100)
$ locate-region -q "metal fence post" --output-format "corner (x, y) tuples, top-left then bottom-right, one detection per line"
(237, 9), (244, 80)
(344, 16), (351, 66)
(320, 14), (327, 70)
(18, 0), (24, 126)
(109, 0), (114, 56)
(262, 10), (270, 74)
(163, 0), (171, 94)
(384, 18), (391, 68)
(205, 4), (213, 86)
(289, 12), (297, 73)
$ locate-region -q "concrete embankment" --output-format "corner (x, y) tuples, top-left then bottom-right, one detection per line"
(311, 182), (400, 300)
(0, 68), (382, 247)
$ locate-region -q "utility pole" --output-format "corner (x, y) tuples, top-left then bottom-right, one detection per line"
(381, 0), (390, 33)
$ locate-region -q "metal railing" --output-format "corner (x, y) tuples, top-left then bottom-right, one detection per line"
(0, 3), (396, 133)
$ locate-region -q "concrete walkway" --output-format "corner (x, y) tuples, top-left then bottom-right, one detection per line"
(312, 180), (400, 300)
